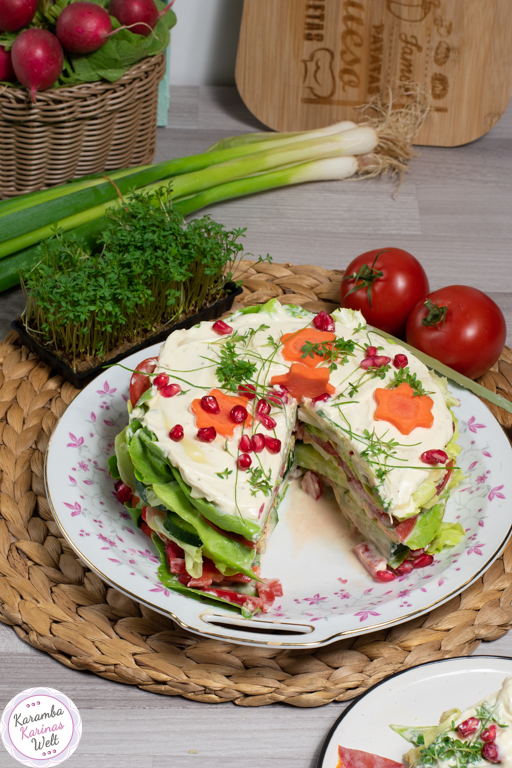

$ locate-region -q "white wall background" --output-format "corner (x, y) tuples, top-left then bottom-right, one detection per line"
(169, 0), (243, 86)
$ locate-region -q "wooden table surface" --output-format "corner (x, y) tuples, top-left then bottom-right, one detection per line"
(1, 86), (512, 767)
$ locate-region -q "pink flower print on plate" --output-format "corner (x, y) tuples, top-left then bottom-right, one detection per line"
(303, 594), (327, 606)
(467, 416), (486, 433)
(66, 433), (84, 448)
(63, 501), (82, 517)
(355, 610), (381, 623)
(97, 381), (116, 395)
(468, 461), (478, 471)
(468, 542), (485, 556)
(150, 584), (171, 597)
(489, 485), (505, 501)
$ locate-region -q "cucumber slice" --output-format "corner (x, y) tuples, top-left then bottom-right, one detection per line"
(163, 512), (202, 548)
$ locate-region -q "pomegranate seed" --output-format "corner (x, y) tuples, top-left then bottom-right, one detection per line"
(360, 356), (376, 370)
(267, 387), (289, 405)
(412, 553), (434, 568)
(458, 718), (480, 737)
(395, 561), (414, 576)
(265, 436), (281, 453)
(114, 482), (132, 504)
(169, 425), (184, 442)
(237, 453), (252, 470)
(421, 449), (449, 465)
(375, 570), (396, 583)
(481, 726), (497, 743)
(258, 414), (277, 430)
(230, 405), (248, 423)
(161, 383), (181, 398)
(409, 548), (424, 558)
(252, 434), (265, 453)
(238, 383), (256, 399)
(366, 345), (378, 358)
(197, 427), (216, 442)
(239, 434), (252, 453)
(201, 395), (220, 414)
(394, 354), (408, 369)
(482, 744), (500, 763)
(212, 319), (232, 335)
(256, 398), (271, 416)
(374, 355), (391, 367)
(154, 373), (169, 389)
(312, 392), (331, 404)
(313, 311), (335, 332)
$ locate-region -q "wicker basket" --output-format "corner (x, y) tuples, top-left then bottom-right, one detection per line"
(0, 53), (166, 199)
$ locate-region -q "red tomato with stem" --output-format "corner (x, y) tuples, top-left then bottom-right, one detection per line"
(340, 248), (429, 338)
(406, 286), (507, 380)
(129, 357), (158, 406)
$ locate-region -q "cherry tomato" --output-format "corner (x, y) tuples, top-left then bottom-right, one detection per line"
(340, 248), (429, 337)
(406, 286), (507, 380)
(129, 356), (158, 406)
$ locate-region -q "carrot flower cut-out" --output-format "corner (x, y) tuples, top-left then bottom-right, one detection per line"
(280, 329), (336, 369)
(374, 382), (434, 435)
(191, 388), (252, 437)
(271, 363), (335, 401)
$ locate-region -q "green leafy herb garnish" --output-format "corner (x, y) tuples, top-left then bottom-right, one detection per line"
(216, 467), (233, 479)
(389, 367), (432, 397)
(247, 466), (273, 497)
(300, 336), (356, 372)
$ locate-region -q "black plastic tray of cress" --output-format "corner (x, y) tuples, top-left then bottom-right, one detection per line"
(12, 282), (242, 389)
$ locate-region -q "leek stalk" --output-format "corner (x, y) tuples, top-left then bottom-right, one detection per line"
(0, 130), (378, 260)
(0, 124), (370, 234)
(0, 156), (362, 292)
(206, 120), (358, 152)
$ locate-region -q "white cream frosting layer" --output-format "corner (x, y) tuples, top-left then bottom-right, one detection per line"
(139, 303), (454, 523)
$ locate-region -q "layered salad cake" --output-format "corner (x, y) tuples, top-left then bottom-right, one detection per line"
(110, 300), (463, 617)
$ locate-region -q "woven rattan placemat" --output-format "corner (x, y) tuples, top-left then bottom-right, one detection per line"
(1, 262), (512, 708)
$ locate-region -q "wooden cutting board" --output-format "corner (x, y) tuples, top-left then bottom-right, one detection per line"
(235, 0), (512, 146)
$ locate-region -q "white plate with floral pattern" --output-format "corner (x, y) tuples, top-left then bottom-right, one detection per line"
(45, 344), (512, 648)
(317, 655), (512, 768)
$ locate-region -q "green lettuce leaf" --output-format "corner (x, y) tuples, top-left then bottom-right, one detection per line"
(153, 535), (261, 617)
(427, 522), (465, 554)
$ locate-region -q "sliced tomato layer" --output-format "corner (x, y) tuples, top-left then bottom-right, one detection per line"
(337, 745), (404, 768)
(129, 356), (158, 407)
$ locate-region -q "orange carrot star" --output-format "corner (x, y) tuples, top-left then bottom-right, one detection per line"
(271, 363), (335, 401)
(280, 329), (336, 369)
(191, 388), (252, 437)
(374, 382), (434, 435)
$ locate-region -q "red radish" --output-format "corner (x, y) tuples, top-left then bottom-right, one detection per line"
(0, 0), (37, 32)
(0, 44), (15, 82)
(11, 29), (63, 102)
(56, 1), (112, 54)
(109, 0), (174, 37)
